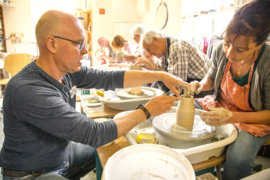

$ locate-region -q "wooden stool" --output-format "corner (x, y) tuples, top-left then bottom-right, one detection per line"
(263, 137), (270, 146)
(254, 137), (270, 172)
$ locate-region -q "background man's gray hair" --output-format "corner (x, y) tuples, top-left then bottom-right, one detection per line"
(143, 30), (166, 44)
(130, 24), (147, 35)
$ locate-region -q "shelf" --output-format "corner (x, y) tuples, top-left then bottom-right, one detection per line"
(0, 2), (15, 7)
(74, 10), (92, 14)
(182, 8), (234, 22)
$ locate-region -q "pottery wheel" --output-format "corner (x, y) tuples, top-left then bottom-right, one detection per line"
(116, 89), (154, 99)
(153, 113), (217, 142)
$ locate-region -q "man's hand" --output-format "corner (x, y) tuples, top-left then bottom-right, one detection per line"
(190, 81), (203, 95)
(123, 55), (138, 63)
(200, 108), (233, 126)
(145, 96), (180, 117)
(135, 58), (156, 70)
(160, 73), (190, 96)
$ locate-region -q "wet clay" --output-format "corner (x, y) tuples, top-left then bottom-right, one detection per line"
(176, 95), (195, 128)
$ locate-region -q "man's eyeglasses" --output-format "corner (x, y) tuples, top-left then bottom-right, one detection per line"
(53, 36), (86, 51)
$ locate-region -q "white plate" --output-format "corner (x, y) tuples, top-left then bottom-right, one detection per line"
(102, 144), (195, 180)
(94, 87), (164, 111)
(84, 103), (102, 107)
(116, 89), (155, 99)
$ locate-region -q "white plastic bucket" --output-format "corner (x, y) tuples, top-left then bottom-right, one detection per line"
(101, 144), (195, 180)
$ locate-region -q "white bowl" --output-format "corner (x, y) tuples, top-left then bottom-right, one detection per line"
(94, 87), (164, 111)
(115, 107), (238, 164)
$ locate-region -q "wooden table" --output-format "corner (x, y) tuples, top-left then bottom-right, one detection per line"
(84, 104), (123, 119)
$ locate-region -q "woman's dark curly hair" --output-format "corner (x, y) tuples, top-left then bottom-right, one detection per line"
(222, 0), (270, 48)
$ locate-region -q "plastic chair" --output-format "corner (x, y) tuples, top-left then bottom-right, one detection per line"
(0, 53), (31, 85)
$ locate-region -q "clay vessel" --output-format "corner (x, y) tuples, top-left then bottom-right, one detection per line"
(176, 95), (195, 128)
(129, 64), (142, 70)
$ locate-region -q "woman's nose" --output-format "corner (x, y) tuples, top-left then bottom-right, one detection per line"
(226, 46), (234, 59)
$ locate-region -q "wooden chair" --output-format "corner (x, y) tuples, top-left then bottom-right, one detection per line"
(0, 53), (31, 85)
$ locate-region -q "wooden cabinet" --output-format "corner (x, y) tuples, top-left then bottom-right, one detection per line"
(74, 10), (93, 66)
(0, 5), (7, 52)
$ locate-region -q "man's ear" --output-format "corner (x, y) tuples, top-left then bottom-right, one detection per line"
(153, 37), (158, 44)
(260, 39), (268, 47)
(46, 36), (57, 53)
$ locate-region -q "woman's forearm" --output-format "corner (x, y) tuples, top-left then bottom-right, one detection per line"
(200, 75), (215, 91)
(230, 110), (270, 124)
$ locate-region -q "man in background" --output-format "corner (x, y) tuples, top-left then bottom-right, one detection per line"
(136, 30), (212, 97)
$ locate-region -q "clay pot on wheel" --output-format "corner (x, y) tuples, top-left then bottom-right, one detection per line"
(176, 95), (195, 128)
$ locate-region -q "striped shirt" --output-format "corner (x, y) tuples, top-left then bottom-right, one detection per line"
(158, 37), (211, 81)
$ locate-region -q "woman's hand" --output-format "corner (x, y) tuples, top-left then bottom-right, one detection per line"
(200, 108), (233, 126)
(190, 81), (203, 95)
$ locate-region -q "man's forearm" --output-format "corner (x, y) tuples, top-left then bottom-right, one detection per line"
(114, 109), (147, 137)
(123, 71), (164, 88)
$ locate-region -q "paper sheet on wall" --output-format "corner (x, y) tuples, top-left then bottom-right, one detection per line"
(96, 0), (106, 8)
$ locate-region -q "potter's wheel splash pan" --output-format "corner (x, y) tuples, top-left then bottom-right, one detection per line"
(153, 113), (217, 142)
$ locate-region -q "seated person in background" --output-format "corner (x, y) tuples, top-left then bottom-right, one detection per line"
(126, 24), (158, 65)
(0, 10), (190, 180)
(136, 30), (212, 98)
(96, 36), (117, 64)
(192, 0), (270, 179)
(130, 24), (148, 57)
(110, 35), (137, 63)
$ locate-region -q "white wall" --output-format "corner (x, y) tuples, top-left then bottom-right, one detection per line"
(3, 0), (74, 55)
(3, 0), (33, 54)
(91, 0), (142, 65)
(142, 0), (183, 37)
(2, 0), (184, 66)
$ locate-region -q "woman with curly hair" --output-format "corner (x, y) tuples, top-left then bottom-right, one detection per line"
(192, 0), (270, 179)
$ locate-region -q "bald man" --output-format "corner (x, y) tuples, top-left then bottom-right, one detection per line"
(0, 10), (190, 179)
(96, 36), (118, 64)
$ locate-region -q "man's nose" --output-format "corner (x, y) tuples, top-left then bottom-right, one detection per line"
(81, 46), (88, 54)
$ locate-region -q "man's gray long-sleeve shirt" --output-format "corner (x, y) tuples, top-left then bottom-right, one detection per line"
(0, 61), (125, 171)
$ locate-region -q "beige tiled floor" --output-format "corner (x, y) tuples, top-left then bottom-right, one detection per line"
(81, 170), (96, 180)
